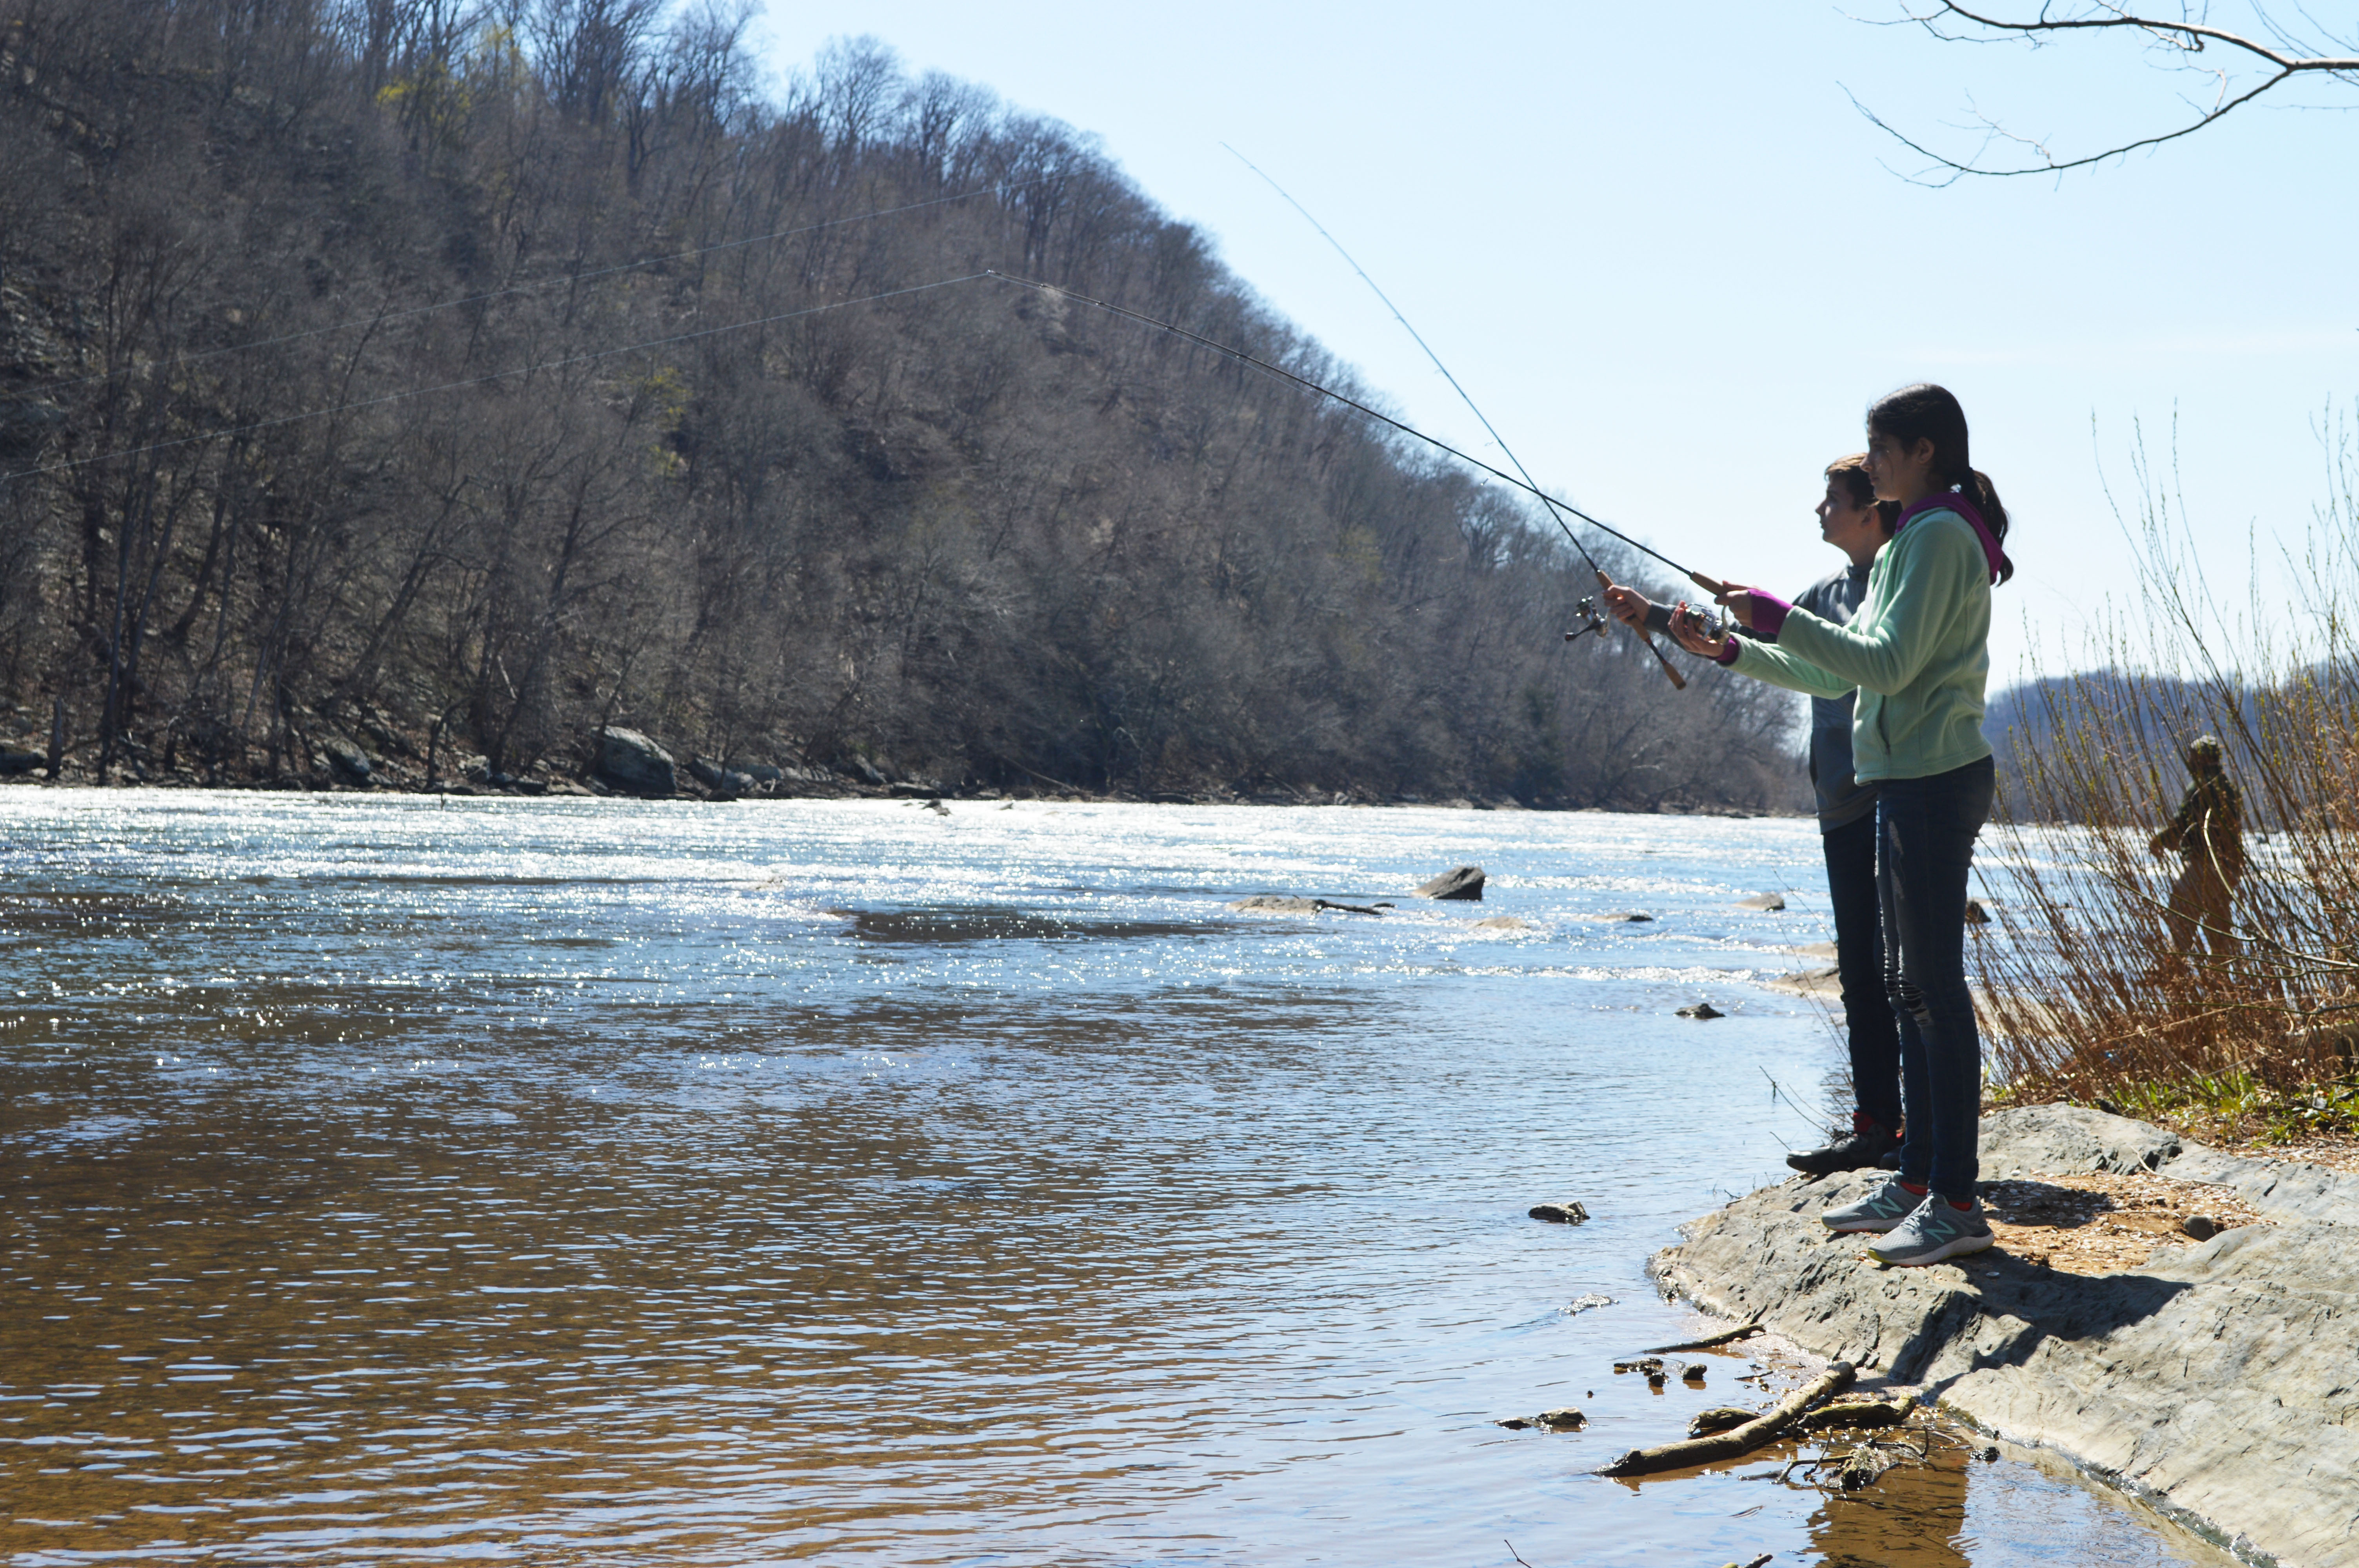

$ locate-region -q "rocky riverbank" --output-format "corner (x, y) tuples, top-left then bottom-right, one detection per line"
(1652, 1103), (2359, 1567)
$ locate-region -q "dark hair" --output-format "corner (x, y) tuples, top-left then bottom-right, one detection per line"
(1824, 454), (1901, 535)
(1866, 383), (2013, 584)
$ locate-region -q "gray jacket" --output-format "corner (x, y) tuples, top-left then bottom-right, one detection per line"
(1793, 561), (1877, 831)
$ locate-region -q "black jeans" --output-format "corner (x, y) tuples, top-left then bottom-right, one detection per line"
(1878, 755), (1996, 1200)
(1821, 809), (1900, 1132)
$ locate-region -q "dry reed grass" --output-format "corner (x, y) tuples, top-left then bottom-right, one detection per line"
(1974, 426), (2359, 1138)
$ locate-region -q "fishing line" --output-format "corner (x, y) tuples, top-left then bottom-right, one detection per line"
(1223, 146), (1611, 579)
(1221, 147), (1696, 686)
(984, 269), (1699, 583)
(7, 180), (1041, 405)
(1, 273), (990, 483)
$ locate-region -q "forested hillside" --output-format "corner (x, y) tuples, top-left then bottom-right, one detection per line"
(0, 0), (1802, 806)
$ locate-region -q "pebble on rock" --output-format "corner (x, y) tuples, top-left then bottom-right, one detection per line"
(2181, 1214), (2220, 1241)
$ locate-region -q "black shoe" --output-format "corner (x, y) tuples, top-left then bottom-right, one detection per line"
(1786, 1112), (1899, 1176)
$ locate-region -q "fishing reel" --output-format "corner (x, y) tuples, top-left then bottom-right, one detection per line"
(1563, 596), (1608, 642)
(1672, 601), (1733, 644)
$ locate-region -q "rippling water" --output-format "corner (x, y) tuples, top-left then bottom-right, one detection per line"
(0, 792), (2232, 1565)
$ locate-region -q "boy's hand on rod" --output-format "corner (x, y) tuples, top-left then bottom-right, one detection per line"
(1599, 580), (1653, 631)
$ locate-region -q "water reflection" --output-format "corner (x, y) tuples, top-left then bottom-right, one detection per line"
(0, 792), (2235, 1564)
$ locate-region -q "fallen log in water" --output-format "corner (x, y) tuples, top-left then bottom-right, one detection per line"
(1599, 1359), (1854, 1477)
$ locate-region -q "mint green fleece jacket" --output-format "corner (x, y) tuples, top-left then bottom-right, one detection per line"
(1727, 506), (1992, 782)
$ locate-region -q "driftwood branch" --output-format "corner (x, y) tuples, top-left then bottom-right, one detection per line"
(1599, 1360), (1855, 1477)
(1856, 4), (2359, 181)
(1637, 1321), (1763, 1354)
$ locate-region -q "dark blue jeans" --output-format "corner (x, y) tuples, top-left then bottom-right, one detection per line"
(1821, 808), (1901, 1132)
(1878, 756), (1996, 1200)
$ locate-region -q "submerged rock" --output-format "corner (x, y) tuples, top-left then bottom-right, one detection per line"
(1676, 1002), (1725, 1020)
(1498, 1406), (1587, 1432)
(1735, 891), (1786, 912)
(1687, 1406), (1754, 1438)
(1412, 864), (1485, 901)
(1529, 1201), (1589, 1224)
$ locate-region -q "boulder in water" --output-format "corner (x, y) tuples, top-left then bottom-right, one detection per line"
(1529, 1200), (1589, 1224)
(595, 727), (676, 796)
(1676, 1002), (1726, 1020)
(1413, 864), (1485, 901)
(1736, 892), (1786, 912)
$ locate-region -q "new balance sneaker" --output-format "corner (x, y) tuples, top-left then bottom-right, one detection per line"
(1786, 1112), (1900, 1176)
(1819, 1177), (1926, 1234)
(1868, 1196), (1995, 1267)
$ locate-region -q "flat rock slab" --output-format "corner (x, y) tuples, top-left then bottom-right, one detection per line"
(1227, 895), (1321, 914)
(1652, 1103), (2359, 1567)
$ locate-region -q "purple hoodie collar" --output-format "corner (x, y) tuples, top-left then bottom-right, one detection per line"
(1897, 489), (2010, 584)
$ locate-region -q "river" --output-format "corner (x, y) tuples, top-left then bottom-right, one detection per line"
(0, 791), (2234, 1565)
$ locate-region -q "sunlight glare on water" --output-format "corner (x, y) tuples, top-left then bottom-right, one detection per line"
(0, 791), (2232, 1565)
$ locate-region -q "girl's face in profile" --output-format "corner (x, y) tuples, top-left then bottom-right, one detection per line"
(1864, 430), (1937, 503)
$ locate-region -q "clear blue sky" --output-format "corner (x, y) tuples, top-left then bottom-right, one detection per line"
(745, 2), (2357, 686)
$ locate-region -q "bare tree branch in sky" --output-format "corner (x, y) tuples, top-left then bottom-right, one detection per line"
(1850, 4), (2359, 183)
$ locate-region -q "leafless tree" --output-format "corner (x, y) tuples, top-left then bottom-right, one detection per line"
(1859, 4), (2359, 181)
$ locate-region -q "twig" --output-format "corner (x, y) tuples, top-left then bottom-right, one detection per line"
(1637, 1322), (1763, 1354)
(1759, 1066), (1836, 1139)
(1504, 1540), (1535, 1568)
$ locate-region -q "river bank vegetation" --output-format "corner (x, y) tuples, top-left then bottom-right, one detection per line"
(0, 0), (1802, 809)
(1979, 432), (2359, 1140)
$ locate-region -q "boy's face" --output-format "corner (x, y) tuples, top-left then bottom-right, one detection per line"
(1816, 477), (1881, 555)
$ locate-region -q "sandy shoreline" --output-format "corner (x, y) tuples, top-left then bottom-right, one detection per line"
(1650, 1104), (2359, 1566)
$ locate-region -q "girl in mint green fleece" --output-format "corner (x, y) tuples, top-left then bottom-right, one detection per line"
(1676, 384), (2014, 1269)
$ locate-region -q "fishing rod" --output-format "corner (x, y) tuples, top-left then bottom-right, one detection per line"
(1222, 146), (1693, 688)
(981, 271), (1726, 686)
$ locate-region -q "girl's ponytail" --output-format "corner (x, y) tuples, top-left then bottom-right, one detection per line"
(1968, 469), (2012, 584)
